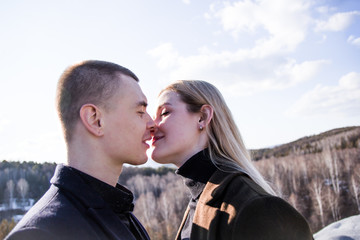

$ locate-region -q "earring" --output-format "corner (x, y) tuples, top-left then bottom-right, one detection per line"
(199, 126), (203, 130)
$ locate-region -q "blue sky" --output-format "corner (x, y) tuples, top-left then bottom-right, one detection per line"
(1, 0), (359, 167)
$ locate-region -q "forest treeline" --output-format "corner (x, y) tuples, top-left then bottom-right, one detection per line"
(251, 126), (360, 160)
(0, 126), (359, 239)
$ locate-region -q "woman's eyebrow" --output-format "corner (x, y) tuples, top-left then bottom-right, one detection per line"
(157, 102), (172, 110)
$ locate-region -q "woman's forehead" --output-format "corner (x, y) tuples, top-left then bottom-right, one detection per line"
(158, 91), (180, 104)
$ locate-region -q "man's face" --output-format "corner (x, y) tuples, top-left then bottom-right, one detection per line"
(101, 74), (154, 166)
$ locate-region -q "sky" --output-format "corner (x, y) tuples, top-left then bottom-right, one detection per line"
(1, 0), (359, 167)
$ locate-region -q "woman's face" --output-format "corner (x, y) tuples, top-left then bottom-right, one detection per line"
(151, 91), (205, 167)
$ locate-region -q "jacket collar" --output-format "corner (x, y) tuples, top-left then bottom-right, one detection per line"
(50, 164), (106, 208)
(70, 166), (134, 213)
(176, 169), (249, 240)
(50, 164), (141, 240)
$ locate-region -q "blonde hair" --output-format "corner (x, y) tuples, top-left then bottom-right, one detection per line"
(161, 80), (277, 196)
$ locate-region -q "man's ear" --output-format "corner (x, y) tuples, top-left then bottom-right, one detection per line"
(199, 104), (213, 128)
(79, 104), (104, 137)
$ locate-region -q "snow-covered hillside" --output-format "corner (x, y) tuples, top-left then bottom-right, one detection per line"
(314, 215), (360, 240)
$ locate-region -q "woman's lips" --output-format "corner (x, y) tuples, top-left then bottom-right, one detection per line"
(152, 136), (164, 145)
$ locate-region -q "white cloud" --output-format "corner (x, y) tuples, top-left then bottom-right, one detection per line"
(182, 0), (190, 4)
(147, 43), (179, 70)
(208, 1), (360, 55)
(147, 43), (327, 96)
(274, 59), (329, 87)
(348, 35), (360, 47)
(287, 72), (360, 117)
(315, 11), (360, 32)
(316, 6), (336, 14)
(148, 1), (354, 97)
(210, 0), (312, 54)
(216, 58), (328, 96)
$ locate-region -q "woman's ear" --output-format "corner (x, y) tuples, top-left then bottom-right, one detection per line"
(199, 104), (213, 129)
(79, 104), (104, 137)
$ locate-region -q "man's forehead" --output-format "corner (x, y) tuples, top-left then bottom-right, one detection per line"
(118, 75), (148, 102)
(137, 90), (148, 105)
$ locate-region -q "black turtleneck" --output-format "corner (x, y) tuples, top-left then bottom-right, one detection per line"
(176, 149), (217, 240)
(176, 148), (217, 184)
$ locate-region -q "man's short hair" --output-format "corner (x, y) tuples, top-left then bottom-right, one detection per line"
(56, 60), (139, 142)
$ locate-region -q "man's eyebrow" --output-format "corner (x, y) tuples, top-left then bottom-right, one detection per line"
(137, 101), (148, 107)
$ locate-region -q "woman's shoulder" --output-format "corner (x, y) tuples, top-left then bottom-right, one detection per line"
(207, 170), (313, 239)
(232, 195), (313, 239)
(208, 170), (271, 201)
(206, 170), (304, 214)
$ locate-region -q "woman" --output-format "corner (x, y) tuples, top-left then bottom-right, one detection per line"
(151, 80), (313, 240)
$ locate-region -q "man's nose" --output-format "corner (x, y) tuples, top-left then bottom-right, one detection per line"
(149, 125), (156, 135)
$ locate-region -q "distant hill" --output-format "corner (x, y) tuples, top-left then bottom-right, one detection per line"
(251, 126), (360, 161)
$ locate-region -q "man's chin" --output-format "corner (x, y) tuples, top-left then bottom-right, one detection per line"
(128, 157), (148, 166)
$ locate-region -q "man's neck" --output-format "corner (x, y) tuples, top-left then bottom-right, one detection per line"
(66, 128), (124, 186)
(66, 144), (123, 186)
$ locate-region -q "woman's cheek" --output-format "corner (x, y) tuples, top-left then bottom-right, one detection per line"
(158, 120), (166, 129)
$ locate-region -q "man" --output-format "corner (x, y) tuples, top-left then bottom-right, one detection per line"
(6, 60), (154, 240)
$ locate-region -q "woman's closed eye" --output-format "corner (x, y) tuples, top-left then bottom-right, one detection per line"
(160, 110), (170, 117)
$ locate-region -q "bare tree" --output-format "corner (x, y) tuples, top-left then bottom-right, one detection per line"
(126, 174), (147, 197)
(350, 172), (360, 213)
(6, 180), (15, 208)
(323, 148), (340, 195)
(311, 177), (325, 227)
(326, 186), (341, 221)
(288, 193), (298, 210)
(17, 178), (29, 201)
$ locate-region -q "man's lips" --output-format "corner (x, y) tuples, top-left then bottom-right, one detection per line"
(142, 136), (152, 148)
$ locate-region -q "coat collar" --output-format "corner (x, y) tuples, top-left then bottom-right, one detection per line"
(50, 164), (139, 240)
(50, 164), (106, 208)
(176, 169), (249, 240)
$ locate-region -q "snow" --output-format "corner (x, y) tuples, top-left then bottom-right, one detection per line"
(314, 215), (360, 240)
